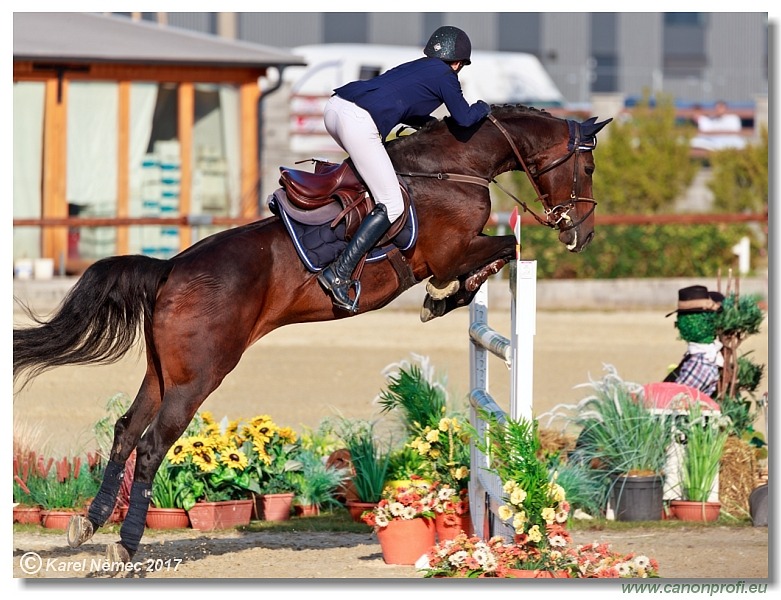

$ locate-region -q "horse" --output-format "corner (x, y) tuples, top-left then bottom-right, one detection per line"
(13, 104), (610, 565)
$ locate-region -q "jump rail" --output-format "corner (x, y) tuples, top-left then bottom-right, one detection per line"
(468, 208), (537, 540)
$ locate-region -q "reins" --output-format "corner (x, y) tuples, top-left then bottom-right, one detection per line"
(396, 113), (597, 231)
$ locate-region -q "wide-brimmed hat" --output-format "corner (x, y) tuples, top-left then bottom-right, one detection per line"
(666, 285), (723, 317)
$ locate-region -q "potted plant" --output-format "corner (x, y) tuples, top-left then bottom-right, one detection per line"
(337, 419), (391, 521)
(361, 481), (438, 565)
(419, 533), (506, 578)
(238, 414), (302, 521)
(37, 456), (99, 529)
(165, 412), (262, 530)
(571, 366), (674, 521)
(475, 409), (572, 571)
(290, 449), (349, 516)
(13, 450), (50, 525)
(670, 402), (731, 522)
(147, 456), (191, 529)
(408, 414), (472, 539)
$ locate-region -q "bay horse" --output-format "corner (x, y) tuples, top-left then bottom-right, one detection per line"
(13, 105), (610, 565)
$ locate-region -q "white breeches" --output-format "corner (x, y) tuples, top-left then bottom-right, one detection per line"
(323, 95), (405, 223)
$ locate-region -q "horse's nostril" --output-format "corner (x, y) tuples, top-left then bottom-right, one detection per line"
(582, 231), (595, 249)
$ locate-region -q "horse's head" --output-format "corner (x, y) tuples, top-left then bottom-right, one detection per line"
(489, 108), (612, 253)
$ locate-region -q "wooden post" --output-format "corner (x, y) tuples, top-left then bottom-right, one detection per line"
(177, 82), (194, 249)
(116, 81), (131, 255)
(41, 77), (68, 266)
(240, 80), (260, 218)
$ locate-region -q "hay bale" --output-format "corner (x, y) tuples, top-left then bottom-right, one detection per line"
(539, 429), (577, 459)
(719, 436), (757, 518)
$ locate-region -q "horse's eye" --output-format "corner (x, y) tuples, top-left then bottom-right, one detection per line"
(585, 165), (595, 176)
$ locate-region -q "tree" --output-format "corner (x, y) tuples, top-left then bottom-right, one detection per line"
(592, 91), (697, 214)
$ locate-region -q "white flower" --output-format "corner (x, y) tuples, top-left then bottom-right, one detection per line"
(449, 551), (469, 566)
(503, 480), (517, 494)
(388, 502), (405, 517)
(549, 535), (568, 548)
(401, 506), (416, 519)
(616, 562), (632, 577)
(438, 487), (456, 502)
(634, 555), (650, 569)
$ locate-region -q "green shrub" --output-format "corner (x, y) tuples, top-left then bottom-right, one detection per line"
(515, 223), (756, 279)
(708, 128), (768, 214)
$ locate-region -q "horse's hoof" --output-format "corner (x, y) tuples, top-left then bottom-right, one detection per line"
(420, 294), (446, 323)
(67, 515), (94, 548)
(105, 543), (132, 576)
(425, 277), (459, 300)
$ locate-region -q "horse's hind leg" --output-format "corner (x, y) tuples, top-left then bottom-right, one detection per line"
(67, 366), (162, 548)
(107, 384), (209, 563)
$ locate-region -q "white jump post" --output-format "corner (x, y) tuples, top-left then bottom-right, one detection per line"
(468, 207), (537, 539)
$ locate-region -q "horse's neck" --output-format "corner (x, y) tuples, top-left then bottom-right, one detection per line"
(391, 124), (510, 176)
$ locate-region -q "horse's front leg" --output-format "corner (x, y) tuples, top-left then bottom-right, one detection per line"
(422, 234), (516, 321)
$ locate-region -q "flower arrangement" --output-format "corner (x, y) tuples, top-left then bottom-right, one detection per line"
(408, 415), (470, 494)
(163, 411), (269, 508)
(566, 542), (660, 578)
(420, 533), (505, 578)
(420, 535), (660, 578)
(476, 410), (571, 554)
(434, 483), (470, 515)
(238, 413), (302, 495)
(361, 477), (437, 528)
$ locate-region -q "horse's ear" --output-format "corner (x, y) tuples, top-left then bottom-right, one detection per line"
(583, 117), (613, 138)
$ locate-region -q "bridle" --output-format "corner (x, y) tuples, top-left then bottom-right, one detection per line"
(397, 113), (597, 232)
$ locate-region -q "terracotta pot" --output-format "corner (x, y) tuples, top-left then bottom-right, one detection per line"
(435, 511), (473, 542)
(376, 517), (436, 565)
(41, 510), (81, 530)
(670, 500), (721, 522)
(187, 499), (253, 531)
(505, 568), (570, 578)
(13, 505), (42, 525)
(345, 500), (377, 523)
(146, 506), (190, 529)
(256, 493), (295, 521)
(483, 569), (570, 578)
(294, 504), (320, 517)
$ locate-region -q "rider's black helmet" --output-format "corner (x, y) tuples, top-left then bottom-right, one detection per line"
(423, 26), (472, 65)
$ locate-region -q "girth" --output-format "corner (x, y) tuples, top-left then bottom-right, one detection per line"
(278, 159), (410, 244)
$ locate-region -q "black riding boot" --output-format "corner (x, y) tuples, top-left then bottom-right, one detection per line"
(317, 204), (392, 312)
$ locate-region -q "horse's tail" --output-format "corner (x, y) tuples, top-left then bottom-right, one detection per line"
(13, 255), (174, 387)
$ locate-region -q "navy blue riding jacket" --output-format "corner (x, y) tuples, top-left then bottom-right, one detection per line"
(334, 57), (490, 139)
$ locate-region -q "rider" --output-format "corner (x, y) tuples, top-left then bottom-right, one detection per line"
(318, 25), (491, 312)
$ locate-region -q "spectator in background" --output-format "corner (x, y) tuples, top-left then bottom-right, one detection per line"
(697, 100), (742, 133)
(691, 100), (746, 152)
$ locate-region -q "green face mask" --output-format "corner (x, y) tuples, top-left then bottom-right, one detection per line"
(675, 312), (716, 344)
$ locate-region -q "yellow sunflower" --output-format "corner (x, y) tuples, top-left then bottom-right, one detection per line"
(188, 435), (214, 452)
(200, 410), (215, 425)
(277, 427), (297, 443)
(166, 440), (189, 464)
(249, 415), (273, 429)
(191, 447), (217, 472)
(220, 447), (249, 470)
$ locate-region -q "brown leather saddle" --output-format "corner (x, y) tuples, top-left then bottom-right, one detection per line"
(278, 159), (410, 246)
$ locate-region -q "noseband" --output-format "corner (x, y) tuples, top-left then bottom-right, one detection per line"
(486, 114), (596, 232)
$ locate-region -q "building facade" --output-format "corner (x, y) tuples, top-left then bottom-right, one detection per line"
(127, 12), (769, 107)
